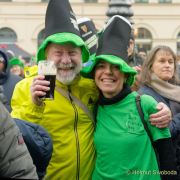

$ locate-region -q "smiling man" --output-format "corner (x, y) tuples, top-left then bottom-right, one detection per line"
(45, 43), (82, 85)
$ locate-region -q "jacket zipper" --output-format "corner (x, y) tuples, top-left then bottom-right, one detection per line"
(68, 87), (80, 180)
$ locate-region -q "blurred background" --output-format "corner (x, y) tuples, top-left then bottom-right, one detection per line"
(0, 0), (180, 64)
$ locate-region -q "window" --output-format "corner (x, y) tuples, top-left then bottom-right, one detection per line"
(37, 29), (46, 48)
(0, 0), (11, 2)
(177, 32), (180, 57)
(159, 0), (172, 3)
(84, 0), (97, 3)
(135, 28), (152, 53)
(135, 0), (148, 3)
(136, 27), (152, 39)
(0, 27), (17, 43)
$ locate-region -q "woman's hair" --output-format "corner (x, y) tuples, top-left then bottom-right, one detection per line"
(140, 45), (179, 85)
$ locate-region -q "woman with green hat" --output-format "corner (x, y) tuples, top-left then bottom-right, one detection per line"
(84, 15), (177, 180)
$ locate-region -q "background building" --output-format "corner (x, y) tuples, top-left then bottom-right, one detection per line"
(133, 0), (180, 59)
(0, 0), (180, 61)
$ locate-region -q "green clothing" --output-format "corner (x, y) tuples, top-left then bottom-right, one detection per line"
(11, 76), (99, 180)
(93, 92), (171, 180)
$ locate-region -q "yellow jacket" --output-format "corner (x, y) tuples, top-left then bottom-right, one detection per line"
(11, 75), (98, 180)
(24, 65), (38, 78)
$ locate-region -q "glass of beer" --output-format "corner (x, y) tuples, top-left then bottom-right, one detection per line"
(38, 60), (57, 100)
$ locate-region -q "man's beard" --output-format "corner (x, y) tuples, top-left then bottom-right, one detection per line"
(56, 62), (82, 85)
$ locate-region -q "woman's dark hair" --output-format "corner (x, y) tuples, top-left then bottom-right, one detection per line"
(140, 45), (179, 85)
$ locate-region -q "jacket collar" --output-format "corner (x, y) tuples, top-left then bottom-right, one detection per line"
(98, 83), (132, 105)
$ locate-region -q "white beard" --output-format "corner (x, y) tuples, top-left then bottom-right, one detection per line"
(56, 62), (82, 85)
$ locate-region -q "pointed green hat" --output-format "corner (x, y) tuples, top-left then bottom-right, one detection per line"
(37, 0), (89, 63)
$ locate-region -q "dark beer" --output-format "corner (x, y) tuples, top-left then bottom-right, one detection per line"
(43, 75), (56, 99)
(38, 60), (57, 100)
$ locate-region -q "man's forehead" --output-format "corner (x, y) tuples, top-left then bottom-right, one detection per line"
(48, 43), (80, 50)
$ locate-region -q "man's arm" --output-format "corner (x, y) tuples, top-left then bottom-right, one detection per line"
(11, 76), (45, 123)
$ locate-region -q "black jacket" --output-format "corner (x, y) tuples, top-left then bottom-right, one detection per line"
(139, 85), (180, 179)
(0, 50), (22, 112)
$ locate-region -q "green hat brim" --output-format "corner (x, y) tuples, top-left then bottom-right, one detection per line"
(81, 53), (95, 77)
(81, 54), (137, 86)
(37, 32), (89, 63)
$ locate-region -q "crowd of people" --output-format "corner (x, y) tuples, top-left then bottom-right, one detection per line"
(0, 0), (180, 179)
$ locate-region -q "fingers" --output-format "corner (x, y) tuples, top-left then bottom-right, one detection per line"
(150, 109), (171, 119)
(150, 102), (171, 118)
(150, 115), (170, 128)
(31, 75), (50, 105)
(149, 102), (172, 128)
(155, 102), (164, 111)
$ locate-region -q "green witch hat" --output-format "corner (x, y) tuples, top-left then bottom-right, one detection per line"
(82, 15), (137, 86)
(37, 0), (89, 63)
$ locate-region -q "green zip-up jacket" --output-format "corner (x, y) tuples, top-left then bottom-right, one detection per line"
(11, 75), (99, 180)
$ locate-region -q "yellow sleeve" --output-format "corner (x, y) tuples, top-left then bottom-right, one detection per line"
(11, 77), (45, 124)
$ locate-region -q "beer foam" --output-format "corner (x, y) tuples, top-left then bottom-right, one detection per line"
(38, 61), (57, 75)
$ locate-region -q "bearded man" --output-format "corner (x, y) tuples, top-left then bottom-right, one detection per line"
(11, 0), (98, 179)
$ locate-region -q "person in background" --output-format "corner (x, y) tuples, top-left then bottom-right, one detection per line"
(177, 57), (180, 79)
(83, 15), (177, 180)
(0, 50), (22, 112)
(9, 57), (25, 78)
(11, 0), (173, 179)
(139, 45), (180, 178)
(127, 31), (144, 67)
(6, 49), (15, 61)
(138, 47), (147, 62)
(0, 85), (38, 179)
(127, 31), (144, 91)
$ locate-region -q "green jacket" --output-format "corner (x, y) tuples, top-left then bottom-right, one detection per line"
(11, 75), (99, 180)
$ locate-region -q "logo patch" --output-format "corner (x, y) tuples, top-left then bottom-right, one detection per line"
(80, 25), (88, 33)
